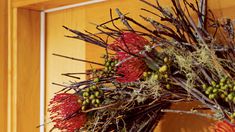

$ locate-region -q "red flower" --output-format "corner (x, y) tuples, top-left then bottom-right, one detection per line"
(48, 93), (87, 132)
(109, 32), (149, 82)
(214, 120), (235, 132)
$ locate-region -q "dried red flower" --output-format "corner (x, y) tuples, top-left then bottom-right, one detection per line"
(109, 32), (149, 82)
(48, 93), (87, 132)
(214, 120), (235, 132)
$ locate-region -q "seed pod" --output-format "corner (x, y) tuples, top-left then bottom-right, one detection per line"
(86, 88), (90, 92)
(105, 61), (110, 66)
(94, 78), (100, 83)
(228, 93), (234, 100)
(233, 97), (235, 104)
(89, 95), (95, 100)
(220, 77), (226, 83)
(99, 90), (103, 95)
(153, 74), (159, 80)
(221, 85), (228, 90)
(143, 72), (148, 77)
(108, 66), (112, 71)
(104, 67), (108, 72)
(205, 90), (210, 95)
(164, 74), (168, 79)
(232, 113), (235, 118)
(111, 62), (115, 67)
(114, 60), (118, 64)
(99, 71), (104, 75)
(164, 57), (169, 63)
(82, 101), (87, 106)
(91, 85), (97, 90)
(220, 94), (226, 99)
(85, 99), (90, 104)
(213, 89), (218, 93)
(95, 99), (100, 104)
(95, 91), (100, 97)
(81, 106), (86, 111)
(233, 86), (235, 91)
(202, 84), (207, 90)
(211, 81), (216, 87)
(209, 94), (215, 99)
(220, 82), (224, 87)
(166, 84), (171, 89)
(91, 99), (96, 104)
(159, 65), (168, 73)
(225, 97), (229, 102)
(83, 92), (89, 97)
(207, 86), (213, 93)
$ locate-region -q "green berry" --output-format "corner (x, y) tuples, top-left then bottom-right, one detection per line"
(91, 99), (96, 104)
(153, 74), (159, 80)
(202, 84), (207, 90)
(111, 62), (115, 66)
(86, 88), (90, 92)
(89, 95), (95, 100)
(92, 85), (97, 90)
(108, 66), (112, 71)
(220, 77), (226, 83)
(209, 94), (215, 99)
(95, 99), (100, 104)
(159, 65), (168, 73)
(225, 97), (229, 102)
(220, 94), (226, 99)
(83, 92), (89, 97)
(94, 78), (100, 82)
(164, 57), (169, 63)
(164, 74), (168, 79)
(211, 81), (216, 86)
(81, 106), (86, 111)
(166, 84), (171, 89)
(85, 99), (90, 104)
(95, 91), (100, 97)
(206, 86), (213, 94)
(82, 101), (87, 106)
(104, 67), (108, 72)
(233, 97), (235, 104)
(220, 82), (224, 86)
(99, 90), (103, 95)
(228, 93), (234, 100)
(233, 86), (235, 91)
(105, 61), (110, 66)
(143, 72), (148, 77)
(213, 89), (218, 93)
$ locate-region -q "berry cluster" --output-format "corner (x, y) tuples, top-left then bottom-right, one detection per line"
(81, 78), (104, 111)
(203, 77), (235, 102)
(142, 57), (171, 89)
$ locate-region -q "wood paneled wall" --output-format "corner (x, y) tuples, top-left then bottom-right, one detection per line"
(4, 0), (235, 132)
(0, 0), (8, 131)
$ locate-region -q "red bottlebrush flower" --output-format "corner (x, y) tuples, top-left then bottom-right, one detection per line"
(48, 93), (87, 132)
(214, 120), (235, 132)
(109, 32), (149, 82)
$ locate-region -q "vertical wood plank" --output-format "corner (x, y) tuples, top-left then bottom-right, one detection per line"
(0, 0), (8, 131)
(16, 8), (40, 132)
